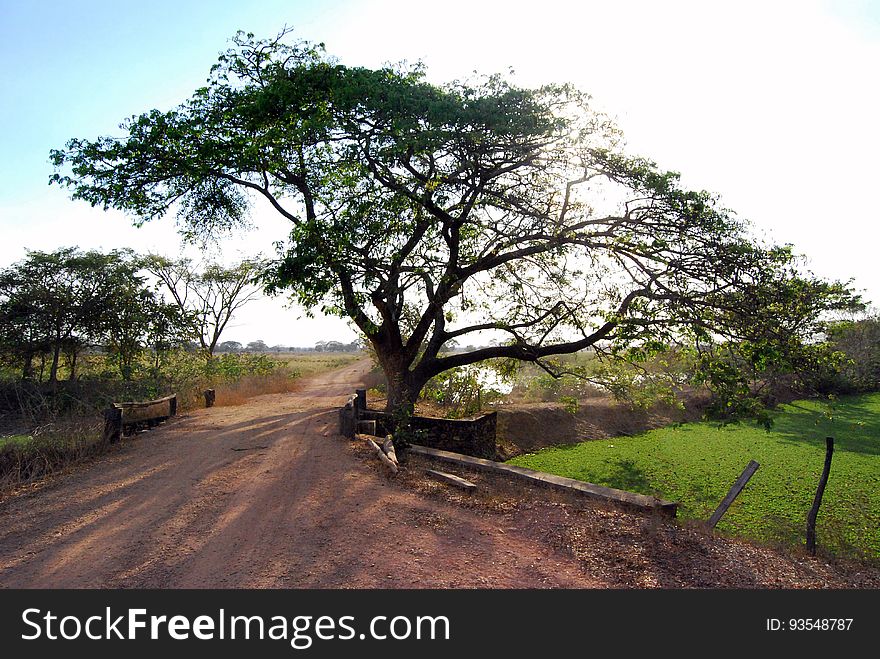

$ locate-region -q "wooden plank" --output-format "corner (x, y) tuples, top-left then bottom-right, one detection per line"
(102, 406), (122, 444)
(426, 469), (477, 491)
(707, 460), (760, 529)
(409, 444), (678, 516)
(363, 436), (399, 474)
(114, 394), (177, 409)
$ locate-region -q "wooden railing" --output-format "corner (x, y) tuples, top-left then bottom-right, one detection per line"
(102, 394), (177, 444)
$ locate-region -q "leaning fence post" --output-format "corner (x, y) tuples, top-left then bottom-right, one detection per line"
(707, 460), (760, 529)
(103, 406), (123, 444)
(204, 389), (215, 408)
(806, 437), (834, 556)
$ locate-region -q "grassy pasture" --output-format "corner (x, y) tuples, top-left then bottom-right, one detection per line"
(509, 393), (880, 559)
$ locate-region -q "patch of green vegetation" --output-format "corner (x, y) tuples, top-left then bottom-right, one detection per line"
(508, 393), (880, 559)
(0, 435), (32, 448)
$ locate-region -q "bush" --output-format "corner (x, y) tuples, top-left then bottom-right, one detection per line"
(0, 420), (104, 489)
(421, 364), (512, 418)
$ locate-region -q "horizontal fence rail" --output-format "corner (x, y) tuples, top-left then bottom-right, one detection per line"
(103, 394), (177, 444)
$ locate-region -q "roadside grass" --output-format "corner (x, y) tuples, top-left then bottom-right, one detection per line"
(0, 422), (104, 489)
(210, 353), (360, 406)
(508, 393), (880, 559)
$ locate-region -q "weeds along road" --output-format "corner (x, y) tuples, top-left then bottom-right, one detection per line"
(0, 359), (602, 588)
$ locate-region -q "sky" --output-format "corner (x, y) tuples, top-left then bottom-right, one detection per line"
(1, 0), (878, 347)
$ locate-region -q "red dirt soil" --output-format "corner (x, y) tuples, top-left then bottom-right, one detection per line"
(0, 360), (875, 588)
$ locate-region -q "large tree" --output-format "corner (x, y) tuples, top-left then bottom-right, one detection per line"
(51, 30), (858, 413)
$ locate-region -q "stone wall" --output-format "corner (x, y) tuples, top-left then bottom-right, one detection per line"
(337, 389), (498, 459)
(360, 408), (498, 459)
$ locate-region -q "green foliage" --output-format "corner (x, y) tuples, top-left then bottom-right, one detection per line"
(51, 28), (861, 419)
(510, 392), (880, 559)
(0, 247), (192, 383)
(421, 364), (510, 418)
(588, 355), (684, 411)
(818, 315), (880, 393)
(559, 395), (579, 415)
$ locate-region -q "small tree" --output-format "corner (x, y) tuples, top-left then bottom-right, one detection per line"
(144, 255), (263, 359)
(102, 284), (191, 380)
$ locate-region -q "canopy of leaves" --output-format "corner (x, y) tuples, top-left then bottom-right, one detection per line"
(0, 248), (191, 381)
(50, 29), (863, 412)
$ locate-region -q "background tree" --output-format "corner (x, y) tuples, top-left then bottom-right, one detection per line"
(144, 255), (264, 359)
(51, 30), (860, 416)
(0, 248), (192, 383)
(217, 340), (243, 353)
(0, 248), (146, 384)
(102, 284), (191, 380)
(815, 314), (880, 394)
(246, 339), (269, 352)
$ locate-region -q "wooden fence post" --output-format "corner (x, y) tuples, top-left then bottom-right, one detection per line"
(204, 389), (215, 408)
(806, 437), (834, 556)
(707, 460), (760, 529)
(169, 394), (177, 417)
(103, 406), (123, 444)
(339, 395), (358, 438)
(355, 389), (367, 413)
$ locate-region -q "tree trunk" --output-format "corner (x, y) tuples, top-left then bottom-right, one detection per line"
(384, 370), (419, 415)
(48, 345), (61, 385)
(21, 351), (35, 381)
(69, 349), (78, 381)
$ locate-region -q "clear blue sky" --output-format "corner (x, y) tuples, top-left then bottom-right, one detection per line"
(0, 0), (355, 202)
(1, 1), (878, 345)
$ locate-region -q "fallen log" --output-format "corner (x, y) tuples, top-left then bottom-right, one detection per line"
(382, 435), (398, 466)
(362, 435), (398, 474)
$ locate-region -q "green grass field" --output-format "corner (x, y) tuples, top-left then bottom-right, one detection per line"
(508, 393), (880, 559)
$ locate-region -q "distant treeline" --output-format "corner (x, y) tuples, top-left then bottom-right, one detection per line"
(216, 340), (362, 353)
(0, 247), (264, 384)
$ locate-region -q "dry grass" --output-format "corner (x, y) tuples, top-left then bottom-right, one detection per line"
(211, 372), (301, 407)
(0, 419), (105, 490)
(171, 352), (362, 410)
(269, 352), (362, 377)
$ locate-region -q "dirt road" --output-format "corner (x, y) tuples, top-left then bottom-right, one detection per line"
(0, 360), (603, 588)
